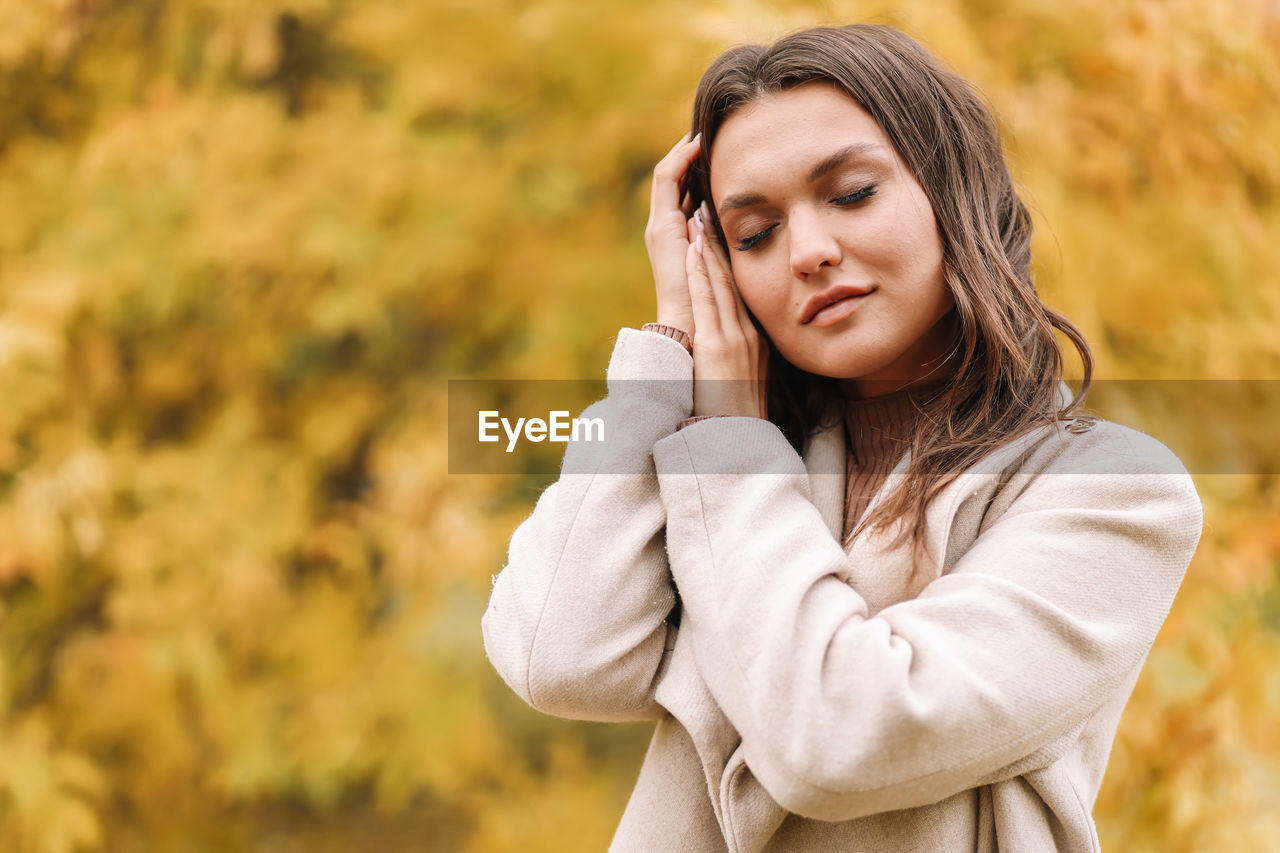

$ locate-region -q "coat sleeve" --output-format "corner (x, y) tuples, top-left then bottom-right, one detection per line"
(651, 415), (1203, 820)
(481, 327), (693, 722)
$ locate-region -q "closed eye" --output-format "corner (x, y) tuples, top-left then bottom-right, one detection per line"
(734, 184), (876, 252)
(735, 224), (776, 252)
(833, 184), (876, 205)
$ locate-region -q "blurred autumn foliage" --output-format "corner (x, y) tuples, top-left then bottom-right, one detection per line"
(0, 0), (1277, 850)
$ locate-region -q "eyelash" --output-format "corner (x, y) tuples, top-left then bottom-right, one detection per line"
(734, 184), (879, 252)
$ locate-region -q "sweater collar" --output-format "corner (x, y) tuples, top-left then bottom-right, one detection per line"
(839, 378), (948, 466)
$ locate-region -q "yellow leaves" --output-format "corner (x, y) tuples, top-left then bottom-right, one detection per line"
(296, 376), (380, 464)
(0, 0), (1277, 849)
(0, 448), (109, 585)
(0, 315), (60, 371)
(0, 0), (106, 69)
(461, 738), (630, 853)
(0, 318), (63, 415)
(939, 0), (1280, 379)
(1098, 483), (1280, 849)
(1103, 608), (1280, 851)
(233, 11), (285, 79)
(0, 3), (53, 66)
(179, 0), (337, 80)
(0, 715), (104, 853)
(218, 548), (288, 627)
(0, 271), (77, 440)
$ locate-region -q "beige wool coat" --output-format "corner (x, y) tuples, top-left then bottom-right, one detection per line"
(482, 328), (1203, 852)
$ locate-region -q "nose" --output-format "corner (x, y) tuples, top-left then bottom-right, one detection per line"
(788, 208), (842, 278)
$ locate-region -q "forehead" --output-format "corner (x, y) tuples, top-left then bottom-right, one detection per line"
(709, 82), (895, 199)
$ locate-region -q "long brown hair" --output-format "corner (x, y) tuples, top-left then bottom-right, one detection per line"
(686, 24), (1093, 552)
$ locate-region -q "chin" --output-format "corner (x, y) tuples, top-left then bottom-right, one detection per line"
(779, 345), (888, 381)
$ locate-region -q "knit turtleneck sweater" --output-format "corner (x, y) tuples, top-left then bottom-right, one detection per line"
(839, 381), (942, 543)
(640, 322), (944, 547)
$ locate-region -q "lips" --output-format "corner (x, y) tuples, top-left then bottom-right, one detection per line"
(800, 284), (875, 324)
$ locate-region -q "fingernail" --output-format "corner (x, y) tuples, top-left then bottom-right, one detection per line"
(696, 234), (704, 255)
(700, 200), (711, 220)
(692, 132), (702, 146)
(694, 209), (704, 231)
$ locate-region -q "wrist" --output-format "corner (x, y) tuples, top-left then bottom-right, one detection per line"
(655, 311), (695, 336)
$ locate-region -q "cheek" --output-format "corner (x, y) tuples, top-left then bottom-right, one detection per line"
(869, 195), (939, 266)
(730, 262), (784, 326)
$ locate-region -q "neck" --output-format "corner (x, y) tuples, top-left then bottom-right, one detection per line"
(837, 354), (958, 400)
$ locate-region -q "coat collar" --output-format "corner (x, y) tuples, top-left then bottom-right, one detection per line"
(802, 381), (1077, 541)
(802, 382), (1076, 607)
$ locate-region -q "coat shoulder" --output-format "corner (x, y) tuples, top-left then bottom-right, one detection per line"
(974, 415), (1195, 481)
(941, 415), (1202, 569)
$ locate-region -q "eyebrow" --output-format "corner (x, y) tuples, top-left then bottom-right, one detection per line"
(808, 142), (885, 182)
(717, 142), (888, 215)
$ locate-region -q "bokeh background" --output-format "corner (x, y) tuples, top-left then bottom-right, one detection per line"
(0, 0), (1278, 850)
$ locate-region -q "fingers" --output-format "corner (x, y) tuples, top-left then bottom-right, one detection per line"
(703, 238), (743, 335)
(698, 201), (732, 270)
(693, 209), (752, 340)
(646, 133), (705, 334)
(650, 132), (702, 222)
(686, 216), (721, 339)
(687, 211), (768, 389)
(686, 215), (769, 419)
(697, 203), (752, 334)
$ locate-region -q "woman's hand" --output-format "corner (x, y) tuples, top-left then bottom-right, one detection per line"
(644, 132), (701, 335)
(687, 203), (770, 419)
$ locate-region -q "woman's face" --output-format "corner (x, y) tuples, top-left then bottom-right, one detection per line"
(709, 81), (956, 396)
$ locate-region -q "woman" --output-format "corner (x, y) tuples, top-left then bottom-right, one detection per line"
(482, 24), (1202, 852)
